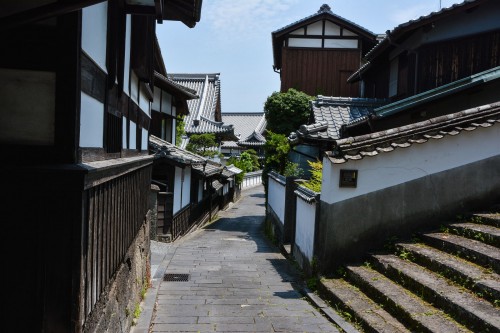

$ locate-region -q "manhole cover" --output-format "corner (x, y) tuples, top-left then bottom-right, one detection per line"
(164, 273), (190, 282)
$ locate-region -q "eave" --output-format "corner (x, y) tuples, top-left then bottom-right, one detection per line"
(0, 0), (105, 31)
(364, 0), (486, 62)
(373, 66), (500, 118)
(162, 0), (202, 28)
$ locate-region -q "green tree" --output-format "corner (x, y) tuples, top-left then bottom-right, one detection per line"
(264, 131), (290, 174)
(240, 149), (260, 171)
(175, 115), (185, 147)
(264, 88), (313, 135)
(302, 160), (322, 192)
(186, 133), (217, 157)
(227, 149), (260, 185)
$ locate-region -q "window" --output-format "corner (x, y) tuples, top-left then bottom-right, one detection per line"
(389, 57), (399, 97)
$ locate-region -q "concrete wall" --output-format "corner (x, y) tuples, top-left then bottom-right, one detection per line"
(242, 170), (263, 189)
(317, 155), (500, 271)
(83, 213), (151, 333)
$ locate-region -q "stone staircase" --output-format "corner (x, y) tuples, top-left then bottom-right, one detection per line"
(318, 212), (500, 333)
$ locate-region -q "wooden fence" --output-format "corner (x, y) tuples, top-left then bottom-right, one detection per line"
(83, 165), (151, 320)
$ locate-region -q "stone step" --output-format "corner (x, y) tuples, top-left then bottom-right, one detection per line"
(318, 278), (410, 333)
(471, 213), (500, 228)
(345, 265), (471, 333)
(396, 242), (500, 306)
(421, 232), (500, 274)
(370, 254), (500, 333)
(447, 222), (500, 248)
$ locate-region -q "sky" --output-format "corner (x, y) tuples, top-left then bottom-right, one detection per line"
(156, 0), (462, 114)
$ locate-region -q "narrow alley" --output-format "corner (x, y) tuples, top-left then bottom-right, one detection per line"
(133, 186), (339, 333)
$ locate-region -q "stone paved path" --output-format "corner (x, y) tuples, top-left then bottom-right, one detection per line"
(147, 185), (338, 333)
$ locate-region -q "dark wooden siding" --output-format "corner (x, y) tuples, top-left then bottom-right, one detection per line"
(281, 48), (361, 97)
(417, 30), (500, 93)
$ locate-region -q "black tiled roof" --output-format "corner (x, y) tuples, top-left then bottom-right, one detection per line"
(192, 160), (223, 177)
(169, 73), (236, 148)
(221, 112), (267, 148)
(149, 135), (205, 165)
(327, 101), (500, 164)
(290, 96), (387, 143)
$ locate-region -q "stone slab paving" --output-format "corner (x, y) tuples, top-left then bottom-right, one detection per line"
(148, 186), (338, 333)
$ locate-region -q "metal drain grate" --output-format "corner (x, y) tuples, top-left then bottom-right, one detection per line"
(164, 273), (190, 282)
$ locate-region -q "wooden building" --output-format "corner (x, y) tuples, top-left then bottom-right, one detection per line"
(348, 0), (500, 101)
(343, 0), (500, 133)
(0, 1), (201, 332)
(149, 136), (240, 241)
(272, 4), (377, 97)
(169, 73), (237, 150)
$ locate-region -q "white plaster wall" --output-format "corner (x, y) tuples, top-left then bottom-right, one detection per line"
(324, 39), (358, 49)
(123, 14), (131, 96)
(82, 2), (107, 73)
(129, 121), (136, 149)
(290, 27), (305, 35)
(198, 180), (203, 202)
(162, 92), (172, 115)
(80, 92), (104, 148)
(307, 21), (323, 35)
(122, 117), (128, 148)
(173, 167), (182, 214)
(324, 21), (340, 36)
(343, 29), (357, 37)
(0, 69), (55, 145)
(182, 167), (191, 209)
(172, 111), (177, 145)
(288, 38), (322, 48)
(139, 89), (150, 116)
(295, 197), (317, 263)
(152, 88), (161, 111)
(131, 71), (139, 104)
(322, 124), (500, 205)
(268, 177), (286, 225)
(141, 128), (148, 151)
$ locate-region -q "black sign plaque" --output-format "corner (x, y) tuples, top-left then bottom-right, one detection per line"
(339, 169), (358, 188)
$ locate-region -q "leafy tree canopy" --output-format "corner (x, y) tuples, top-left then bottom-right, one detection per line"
(263, 131), (290, 175)
(186, 133), (217, 157)
(240, 149), (260, 172)
(264, 88), (313, 135)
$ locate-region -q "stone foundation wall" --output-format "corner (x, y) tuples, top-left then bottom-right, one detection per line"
(83, 211), (151, 333)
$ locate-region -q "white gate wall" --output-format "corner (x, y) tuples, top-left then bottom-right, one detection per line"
(267, 175), (285, 226)
(295, 196), (317, 267)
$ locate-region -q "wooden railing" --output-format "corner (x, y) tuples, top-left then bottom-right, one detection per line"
(190, 196), (210, 224)
(171, 204), (191, 240)
(83, 165), (151, 320)
(157, 192), (173, 236)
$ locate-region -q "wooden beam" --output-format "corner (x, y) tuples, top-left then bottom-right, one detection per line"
(55, 11), (81, 164)
(0, 0), (105, 31)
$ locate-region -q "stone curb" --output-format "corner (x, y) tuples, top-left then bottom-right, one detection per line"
(130, 243), (179, 333)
